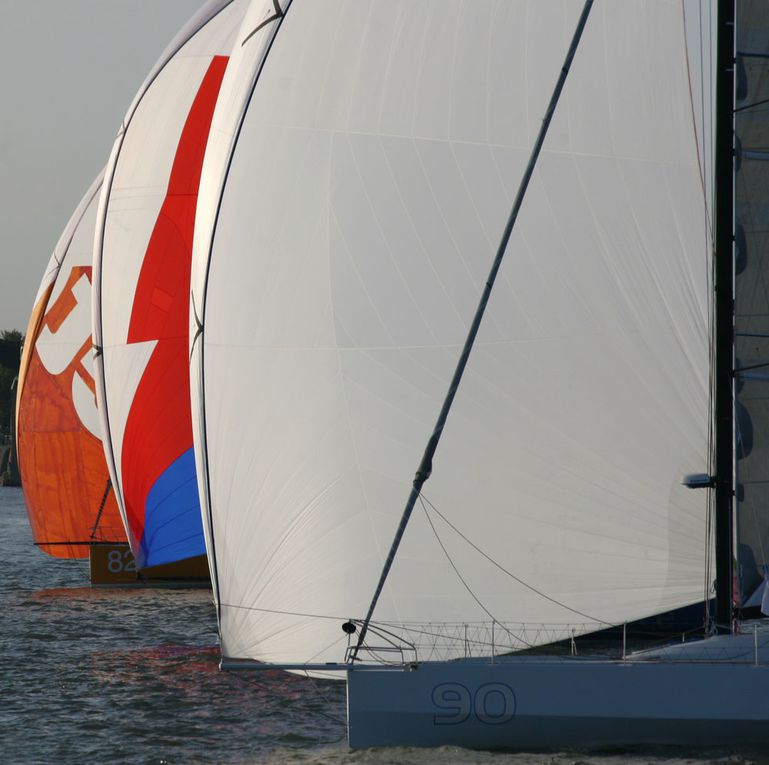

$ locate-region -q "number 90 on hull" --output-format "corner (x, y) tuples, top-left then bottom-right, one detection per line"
(346, 655), (769, 750)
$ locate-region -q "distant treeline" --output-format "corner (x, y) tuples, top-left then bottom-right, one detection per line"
(0, 330), (23, 435)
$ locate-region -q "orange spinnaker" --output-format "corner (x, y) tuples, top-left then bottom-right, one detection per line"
(17, 263), (126, 558)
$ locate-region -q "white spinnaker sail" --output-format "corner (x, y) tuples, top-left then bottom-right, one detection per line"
(92, 0), (249, 569)
(192, 0), (714, 664)
(191, 0), (292, 602)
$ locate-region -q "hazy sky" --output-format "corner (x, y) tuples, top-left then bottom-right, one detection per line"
(0, 0), (204, 333)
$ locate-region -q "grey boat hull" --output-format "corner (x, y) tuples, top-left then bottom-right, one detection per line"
(347, 651), (769, 750)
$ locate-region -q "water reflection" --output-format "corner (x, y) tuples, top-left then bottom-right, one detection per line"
(3, 485), (768, 765)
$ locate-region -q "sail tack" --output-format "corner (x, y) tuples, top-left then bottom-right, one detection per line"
(17, 172), (126, 558)
(192, 0), (714, 664)
(93, 0), (248, 569)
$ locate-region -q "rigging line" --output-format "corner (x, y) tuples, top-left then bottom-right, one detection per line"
(349, 0), (596, 663)
(705, 0), (716, 487)
(682, 0), (714, 241)
(683, 0), (715, 555)
(703, 0), (716, 613)
(89, 478), (113, 540)
(735, 96), (769, 113)
(421, 494), (612, 627)
(34, 540), (121, 547)
(735, 361), (769, 373)
(712, 0), (736, 635)
(305, 632), (348, 665)
(704, 477), (713, 627)
(419, 496), (534, 650)
(366, 621), (528, 653)
(373, 617), (603, 628)
(702, 4), (715, 590)
(362, 651), (406, 666)
(350, 621), (417, 654)
(220, 601), (358, 622)
(305, 680), (347, 726)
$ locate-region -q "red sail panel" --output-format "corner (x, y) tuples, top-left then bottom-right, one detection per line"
(121, 56), (228, 555)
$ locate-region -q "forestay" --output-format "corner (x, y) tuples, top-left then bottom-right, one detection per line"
(192, 0), (714, 665)
(17, 172), (126, 558)
(93, 0), (248, 569)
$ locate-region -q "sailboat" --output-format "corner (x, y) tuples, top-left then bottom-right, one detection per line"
(16, 171), (206, 585)
(190, 0), (769, 749)
(92, 0), (248, 577)
(16, 172), (129, 565)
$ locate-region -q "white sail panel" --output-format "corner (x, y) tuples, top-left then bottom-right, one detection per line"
(191, 0), (295, 609)
(192, 0), (713, 664)
(93, 0), (249, 569)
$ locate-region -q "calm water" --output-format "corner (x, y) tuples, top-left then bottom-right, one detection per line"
(0, 485), (766, 765)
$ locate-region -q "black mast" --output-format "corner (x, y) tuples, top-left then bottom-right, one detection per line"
(714, 0), (735, 633)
